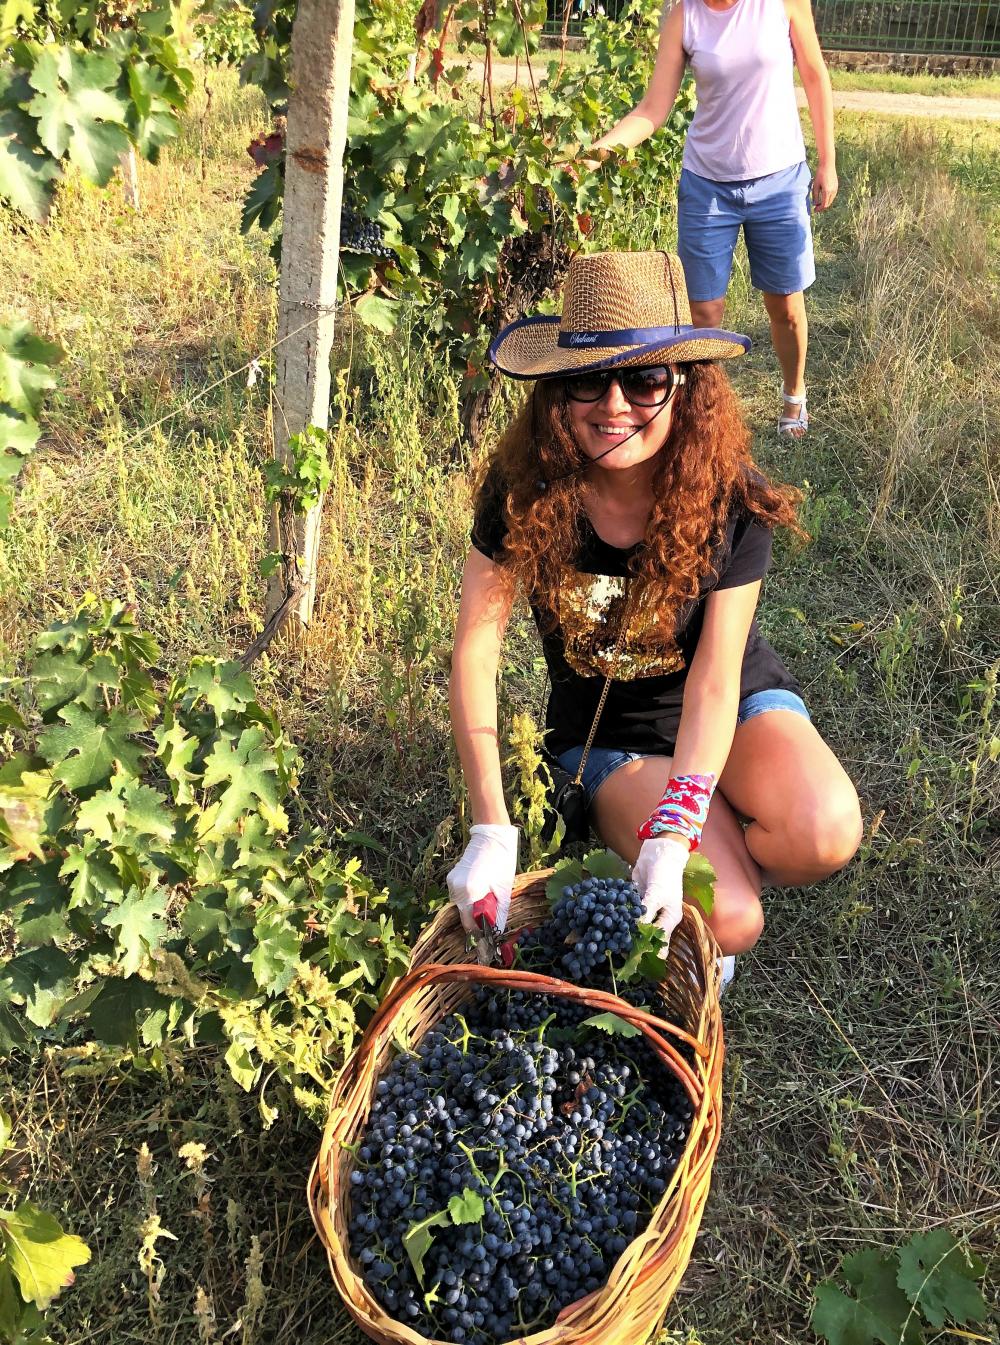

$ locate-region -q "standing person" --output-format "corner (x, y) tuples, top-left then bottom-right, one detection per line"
(445, 251), (861, 976)
(585, 0), (837, 436)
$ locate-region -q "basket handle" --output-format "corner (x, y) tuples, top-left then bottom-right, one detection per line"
(351, 962), (706, 1106)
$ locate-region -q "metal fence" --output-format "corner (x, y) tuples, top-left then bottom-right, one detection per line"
(543, 0), (1000, 56)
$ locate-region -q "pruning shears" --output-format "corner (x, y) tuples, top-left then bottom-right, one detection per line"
(468, 891), (503, 967)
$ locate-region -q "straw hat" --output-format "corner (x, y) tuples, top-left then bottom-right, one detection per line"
(489, 250), (750, 380)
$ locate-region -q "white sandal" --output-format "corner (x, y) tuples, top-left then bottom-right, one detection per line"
(778, 386), (808, 435)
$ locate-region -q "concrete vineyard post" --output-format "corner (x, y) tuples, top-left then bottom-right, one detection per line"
(266, 0), (356, 629)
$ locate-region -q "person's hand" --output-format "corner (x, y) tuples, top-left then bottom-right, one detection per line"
(632, 835), (688, 950)
(557, 143), (610, 183)
(813, 163), (838, 212)
(445, 824), (519, 934)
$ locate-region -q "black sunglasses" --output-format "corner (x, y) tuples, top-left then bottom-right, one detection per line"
(563, 364), (685, 407)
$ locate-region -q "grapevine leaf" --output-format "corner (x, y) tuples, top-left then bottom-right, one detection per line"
(182, 659), (257, 721)
(545, 858), (584, 904)
(30, 650), (124, 716)
(198, 727), (287, 839)
(100, 887), (167, 975)
(580, 1011), (642, 1039)
(75, 774), (174, 847)
(249, 909), (301, 994)
(1, 408), (39, 463)
(583, 848), (630, 881)
(180, 890), (228, 947)
(0, 1201), (91, 1308)
(0, 787), (47, 863)
(0, 1260), (18, 1340)
(0, 947), (76, 1028)
(0, 103), (60, 221)
(447, 1188), (485, 1225)
(11, 882), (71, 946)
(241, 159), (283, 233)
(355, 293), (398, 335)
(812, 1249), (921, 1345)
(403, 1210), (450, 1287)
(618, 921), (667, 983)
(86, 975), (171, 1049)
(60, 840), (123, 910)
(154, 720), (199, 805)
(896, 1229), (988, 1329)
(125, 60), (178, 160)
(39, 703), (146, 794)
(26, 46), (130, 186)
(0, 320), (62, 419)
(0, 1005), (30, 1053)
(682, 851), (716, 916)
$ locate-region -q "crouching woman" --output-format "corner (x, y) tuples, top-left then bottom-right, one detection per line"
(446, 250), (861, 969)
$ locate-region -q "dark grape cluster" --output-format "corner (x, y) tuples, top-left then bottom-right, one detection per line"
(347, 875), (690, 1345)
(516, 875), (646, 982)
(340, 207), (396, 260)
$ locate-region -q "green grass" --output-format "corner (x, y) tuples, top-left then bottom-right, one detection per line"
(2, 70), (999, 1345)
(823, 67), (1000, 98)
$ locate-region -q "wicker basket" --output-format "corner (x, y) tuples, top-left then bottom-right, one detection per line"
(309, 869), (725, 1345)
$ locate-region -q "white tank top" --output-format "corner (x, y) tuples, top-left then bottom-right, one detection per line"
(681, 0), (806, 182)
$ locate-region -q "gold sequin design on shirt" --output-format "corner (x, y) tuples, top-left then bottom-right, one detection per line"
(557, 572), (685, 679)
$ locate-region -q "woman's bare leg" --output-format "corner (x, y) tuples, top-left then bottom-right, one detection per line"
(719, 711), (862, 885)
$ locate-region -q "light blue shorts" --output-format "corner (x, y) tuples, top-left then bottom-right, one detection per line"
(677, 161), (816, 302)
(555, 688), (810, 807)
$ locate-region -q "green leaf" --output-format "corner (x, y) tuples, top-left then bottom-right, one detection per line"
(447, 1188), (485, 1225)
(100, 887), (167, 976)
(0, 320), (62, 419)
(154, 719), (199, 804)
(580, 1011), (642, 1038)
(583, 848), (630, 881)
(812, 1249), (922, 1345)
(896, 1229), (988, 1329)
(85, 975), (171, 1049)
(355, 293), (398, 335)
(0, 947), (76, 1028)
(545, 857), (584, 904)
(39, 703), (146, 793)
(0, 1201), (91, 1308)
(75, 774), (174, 847)
(182, 659), (257, 721)
(618, 920), (667, 983)
(198, 726), (287, 839)
(26, 46), (130, 186)
(249, 908), (301, 994)
(0, 1106), (11, 1156)
(0, 103), (60, 221)
(403, 1210), (450, 1287)
(682, 851), (716, 916)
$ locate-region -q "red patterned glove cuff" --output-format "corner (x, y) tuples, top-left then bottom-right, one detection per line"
(636, 773), (717, 850)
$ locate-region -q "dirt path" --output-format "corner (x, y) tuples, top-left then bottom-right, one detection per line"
(474, 61), (1000, 121)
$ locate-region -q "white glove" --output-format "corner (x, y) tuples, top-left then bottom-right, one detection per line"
(632, 835), (688, 951)
(445, 824), (519, 934)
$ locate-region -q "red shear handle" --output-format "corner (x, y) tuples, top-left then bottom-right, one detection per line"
(471, 891), (498, 928)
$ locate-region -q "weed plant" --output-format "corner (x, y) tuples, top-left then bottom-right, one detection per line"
(0, 73), (997, 1344)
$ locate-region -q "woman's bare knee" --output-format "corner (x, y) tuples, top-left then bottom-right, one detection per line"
(706, 885), (764, 955)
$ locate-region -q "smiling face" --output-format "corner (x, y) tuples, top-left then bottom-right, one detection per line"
(563, 366), (680, 477)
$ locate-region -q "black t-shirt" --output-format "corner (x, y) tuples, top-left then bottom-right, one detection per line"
(471, 483), (800, 756)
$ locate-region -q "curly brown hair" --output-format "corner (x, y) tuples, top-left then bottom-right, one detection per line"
(477, 362), (802, 635)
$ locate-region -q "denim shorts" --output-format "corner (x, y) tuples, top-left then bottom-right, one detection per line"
(677, 160), (816, 301)
(554, 688), (810, 807)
